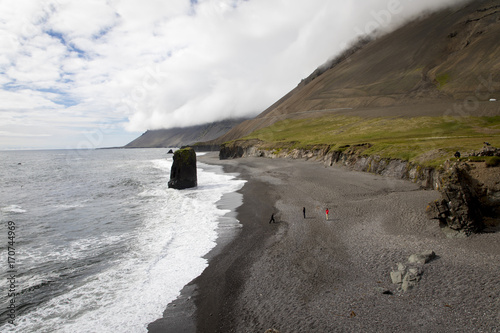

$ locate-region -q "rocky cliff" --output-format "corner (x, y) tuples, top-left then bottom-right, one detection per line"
(220, 141), (442, 188)
(220, 141), (500, 236)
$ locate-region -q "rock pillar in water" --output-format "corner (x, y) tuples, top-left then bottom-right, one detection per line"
(168, 147), (197, 189)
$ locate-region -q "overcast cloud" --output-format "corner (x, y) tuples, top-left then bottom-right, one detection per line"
(0, 0), (464, 149)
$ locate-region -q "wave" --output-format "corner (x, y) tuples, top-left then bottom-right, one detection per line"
(0, 156), (245, 333)
(1, 204), (26, 213)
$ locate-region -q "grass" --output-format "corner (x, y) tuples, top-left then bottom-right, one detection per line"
(240, 115), (500, 167)
(462, 156), (500, 167)
(435, 73), (450, 88)
(486, 156), (500, 167)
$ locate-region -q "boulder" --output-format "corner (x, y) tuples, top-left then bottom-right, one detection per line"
(475, 146), (500, 157)
(408, 250), (436, 265)
(427, 165), (483, 235)
(390, 270), (403, 284)
(390, 252), (434, 292)
(168, 147), (197, 189)
(401, 268), (422, 291)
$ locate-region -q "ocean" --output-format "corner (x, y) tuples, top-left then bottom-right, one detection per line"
(0, 148), (245, 332)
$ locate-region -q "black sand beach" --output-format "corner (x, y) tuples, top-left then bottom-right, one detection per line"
(149, 153), (500, 333)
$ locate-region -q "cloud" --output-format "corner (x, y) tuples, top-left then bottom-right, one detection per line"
(0, 131), (51, 137)
(0, 0), (465, 149)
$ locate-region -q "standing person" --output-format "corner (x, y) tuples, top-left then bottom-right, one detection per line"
(325, 208), (329, 220)
(269, 213), (276, 224)
(303, 207), (306, 219)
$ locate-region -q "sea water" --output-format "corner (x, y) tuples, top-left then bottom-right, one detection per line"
(0, 149), (245, 332)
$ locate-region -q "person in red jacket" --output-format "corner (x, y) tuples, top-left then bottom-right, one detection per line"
(325, 208), (329, 220)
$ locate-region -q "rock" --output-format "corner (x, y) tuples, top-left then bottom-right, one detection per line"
(402, 274), (416, 291)
(476, 146), (500, 157)
(408, 251), (436, 264)
(427, 165), (483, 234)
(425, 199), (448, 220)
(390, 253), (433, 291)
(390, 270), (403, 284)
(168, 147), (198, 189)
(401, 266), (423, 291)
(167, 149), (174, 154)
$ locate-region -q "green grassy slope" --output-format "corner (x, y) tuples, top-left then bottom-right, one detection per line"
(241, 115), (500, 166)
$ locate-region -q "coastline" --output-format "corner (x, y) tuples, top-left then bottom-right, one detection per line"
(149, 153), (500, 333)
(148, 153), (278, 333)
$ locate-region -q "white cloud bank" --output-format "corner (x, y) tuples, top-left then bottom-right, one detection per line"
(0, 0), (465, 149)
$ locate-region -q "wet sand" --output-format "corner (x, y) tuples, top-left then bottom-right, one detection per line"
(149, 153), (500, 333)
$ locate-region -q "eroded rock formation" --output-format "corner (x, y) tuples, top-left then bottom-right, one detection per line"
(168, 147), (197, 189)
(426, 165), (484, 236)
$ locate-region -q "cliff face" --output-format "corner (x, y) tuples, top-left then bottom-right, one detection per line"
(220, 141), (441, 189)
(220, 142), (500, 236)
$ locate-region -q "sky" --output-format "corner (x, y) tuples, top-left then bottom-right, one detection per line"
(0, 0), (463, 149)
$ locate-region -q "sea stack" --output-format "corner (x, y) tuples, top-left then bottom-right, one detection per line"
(168, 147), (197, 189)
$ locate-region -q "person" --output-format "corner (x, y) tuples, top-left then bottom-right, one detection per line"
(303, 207), (306, 219)
(325, 208), (329, 220)
(269, 213), (276, 224)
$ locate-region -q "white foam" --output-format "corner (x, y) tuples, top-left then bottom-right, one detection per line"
(3, 161), (245, 333)
(52, 203), (86, 210)
(1, 204), (26, 213)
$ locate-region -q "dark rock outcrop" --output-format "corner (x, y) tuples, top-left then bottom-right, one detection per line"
(168, 147), (197, 189)
(219, 141), (441, 189)
(426, 165), (484, 236)
(219, 140), (264, 160)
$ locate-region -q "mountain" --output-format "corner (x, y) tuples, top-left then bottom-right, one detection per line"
(124, 118), (247, 148)
(207, 0), (500, 145)
(204, 0), (500, 236)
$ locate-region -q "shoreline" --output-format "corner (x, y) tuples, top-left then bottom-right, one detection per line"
(149, 153), (500, 333)
(148, 153), (278, 333)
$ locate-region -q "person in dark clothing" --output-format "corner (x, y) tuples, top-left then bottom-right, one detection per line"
(269, 214), (276, 224)
(303, 207), (306, 218)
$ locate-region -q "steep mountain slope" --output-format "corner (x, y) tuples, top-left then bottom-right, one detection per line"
(125, 118), (246, 148)
(210, 0), (500, 144)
